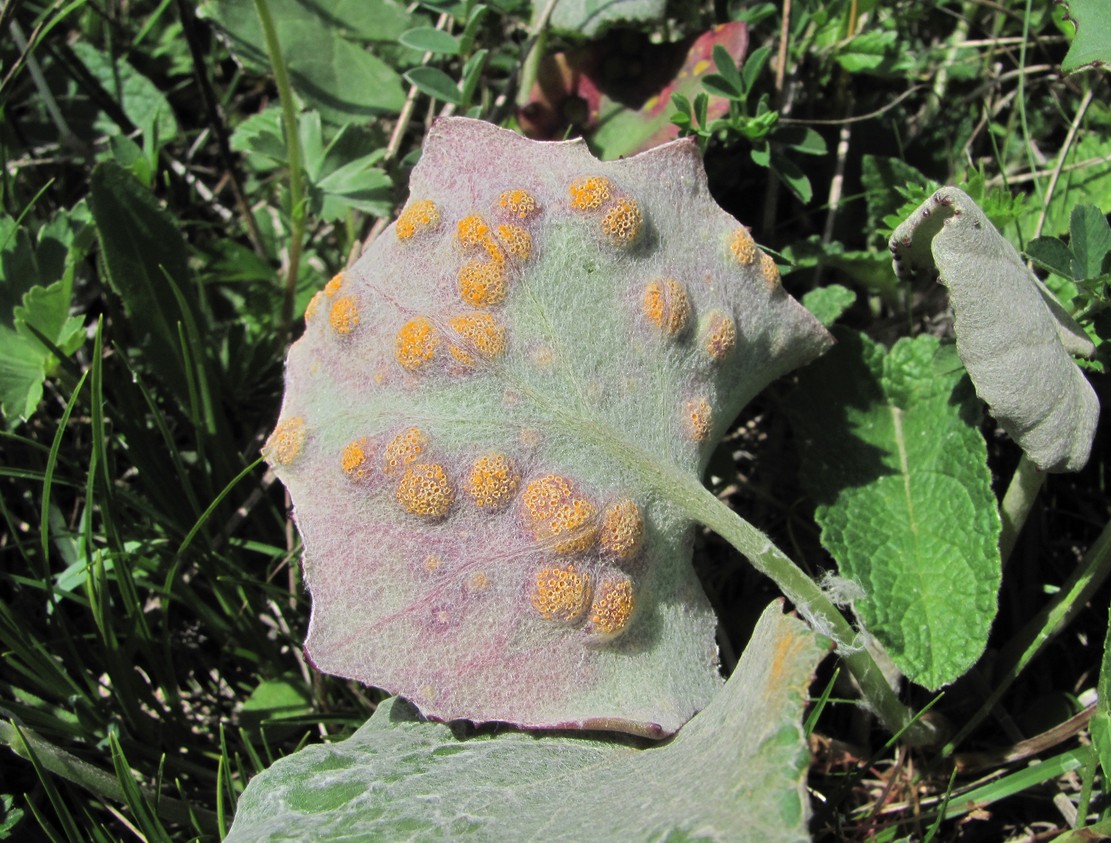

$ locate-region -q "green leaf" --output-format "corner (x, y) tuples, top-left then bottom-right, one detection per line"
(265, 118), (832, 735)
(1026, 235), (1075, 280)
(541, 0), (665, 38)
(787, 332), (1001, 690)
(199, 0), (409, 120)
(88, 162), (197, 409)
(226, 602), (827, 842)
(802, 284), (856, 327)
(403, 66), (462, 105)
(398, 27), (460, 55)
(890, 187), (1100, 473)
(1059, 0), (1111, 73)
(70, 41), (180, 142)
(1067, 203), (1111, 280)
(0, 210), (89, 423)
(1093, 607), (1111, 785)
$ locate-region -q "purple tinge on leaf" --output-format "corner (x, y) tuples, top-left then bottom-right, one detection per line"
(265, 117), (832, 736)
(889, 187), (1099, 473)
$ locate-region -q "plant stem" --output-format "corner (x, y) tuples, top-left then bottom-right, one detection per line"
(942, 514), (1111, 756)
(998, 454), (1045, 569)
(253, 0), (304, 333)
(665, 469), (939, 746)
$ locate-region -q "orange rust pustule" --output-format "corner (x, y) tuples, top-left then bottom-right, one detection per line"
(521, 474), (598, 554)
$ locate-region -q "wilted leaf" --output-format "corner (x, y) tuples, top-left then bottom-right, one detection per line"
(890, 187), (1100, 473)
(266, 117), (832, 735)
(226, 602), (828, 842)
(787, 331), (1001, 690)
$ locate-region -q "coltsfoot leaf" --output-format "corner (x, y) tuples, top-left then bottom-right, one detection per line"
(787, 331), (1001, 690)
(890, 187), (1100, 473)
(226, 602), (828, 842)
(267, 117), (832, 735)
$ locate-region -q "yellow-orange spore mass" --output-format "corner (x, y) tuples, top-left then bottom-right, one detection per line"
(600, 198), (643, 244)
(499, 189), (539, 220)
(705, 311), (737, 361)
(396, 463), (454, 518)
(466, 453), (520, 510)
(324, 272), (345, 296)
(495, 224), (532, 262)
(395, 317), (439, 370)
(304, 291), (324, 323)
(569, 176), (613, 211)
(448, 312), (507, 365)
(684, 398), (713, 443)
(456, 214), (492, 248)
(730, 226), (758, 265)
(384, 427), (429, 476)
(590, 576), (635, 637)
(760, 252), (781, 289)
(329, 296), (359, 335)
(341, 438), (375, 482)
(599, 499), (645, 560)
(264, 417), (306, 466)
(531, 563), (592, 623)
(396, 199), (440, 240)
(643, 278), (692, 337)
(521, 475), (597, 554)
(458, 260), (508, 307)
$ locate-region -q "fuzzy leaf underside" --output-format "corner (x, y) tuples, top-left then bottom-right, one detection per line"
(890, 187), (1099, 473)
(266, 117), (832, 735)
(226, 602), (827, 843)
(787, 331), (1001, 690)
(539, 0), (664, 38)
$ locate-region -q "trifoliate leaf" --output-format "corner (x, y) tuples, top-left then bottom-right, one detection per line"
(266, 117), (833, 735)
(890, 187), (1100, 473)
(226, 602), (828, 842)
(787, 331), (1001, 690)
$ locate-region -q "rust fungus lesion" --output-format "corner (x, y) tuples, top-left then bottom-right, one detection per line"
(341, 437), (375, 482)
(263, 416), (307, 466)
(395, 316), (440, 370)
(384, 427), (430, 476)
(531, 562), (592, 622)
(521, 474), (598, 554)
(643, 278), (692, 338)
(599, 499), (645, 561)
(466, 452), (521, 510)
(329, 296), (359, 336)
(395, 199), (441, 240)
(498, 188), (540, 220)
(589, 575), (635, 638)
(396, 463), (454, 518)
(568, 176), (614, 211)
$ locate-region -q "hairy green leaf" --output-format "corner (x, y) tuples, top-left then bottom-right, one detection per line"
(226, 602), (827, 842)
(265, 118), (832, 735)
(1094, 607), (1111, 785)
(540, 0), (665, 38)
(787, 331), (1000, 690)
(890, 187), (1100, 473)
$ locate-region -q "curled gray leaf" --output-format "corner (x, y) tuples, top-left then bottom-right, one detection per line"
(890, 187), (1099, 473)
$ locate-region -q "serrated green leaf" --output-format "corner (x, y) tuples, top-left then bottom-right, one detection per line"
(399, 26), (460, 55)
(890, 187), (1100, 473)
(199, 0), (409, 120)
(226, 602), (827, 842)
(1068, 203), (1111, 280)
(786, 331), (1000, 690)
(403, 66), (462, 105)
(266, 118), (832, 735)
(1059, 0), (1111, 73)
(802, 284), (856, 327)
(88, 162), (196, 409)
